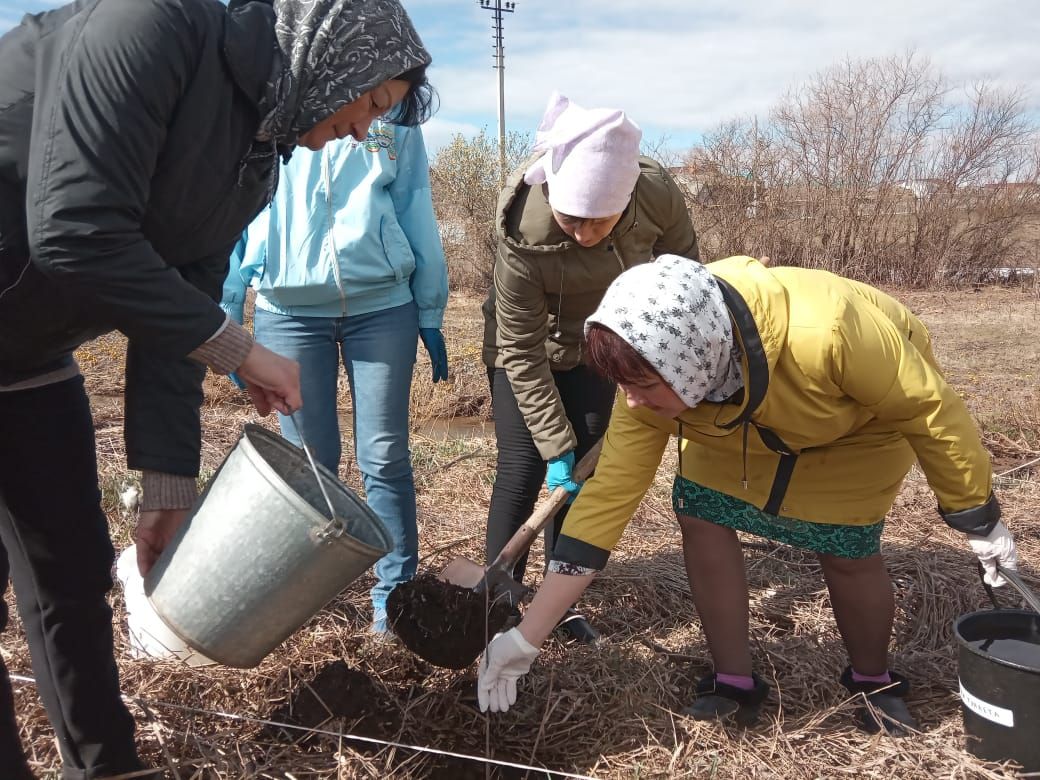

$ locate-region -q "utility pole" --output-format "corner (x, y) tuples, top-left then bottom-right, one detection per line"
(750, 115), (759, 219)
(478, 0), (516, 183)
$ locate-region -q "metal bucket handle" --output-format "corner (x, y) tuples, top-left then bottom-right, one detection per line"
(314, 516), (347, 543)
(977, 562), (1040, 614)
(283, 412), (356, 544)
(289, 410), (340, 529)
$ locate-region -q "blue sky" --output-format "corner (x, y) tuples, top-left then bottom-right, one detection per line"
(3, 0), (1039, 155)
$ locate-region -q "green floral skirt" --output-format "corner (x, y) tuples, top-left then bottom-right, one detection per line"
(672, 476), (883, 559)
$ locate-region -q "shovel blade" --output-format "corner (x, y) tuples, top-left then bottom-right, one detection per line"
(438, 556), (532, 606)
(439, 555), (486, 589)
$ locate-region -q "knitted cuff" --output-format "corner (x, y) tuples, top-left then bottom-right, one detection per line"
(188, 318), (253, 375)
(141, 471), (198, 511)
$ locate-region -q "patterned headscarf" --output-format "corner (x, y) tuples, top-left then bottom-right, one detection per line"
(586, 255), (744, 408)
(256, 0), (431, 144)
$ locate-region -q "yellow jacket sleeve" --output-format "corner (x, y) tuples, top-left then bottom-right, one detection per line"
(831, 295), (998, 532)
(552, 393), (670, 570)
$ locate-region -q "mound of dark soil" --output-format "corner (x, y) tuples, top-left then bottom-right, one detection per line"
(386, 573), (520, 669)
(267, 660), (399, 741)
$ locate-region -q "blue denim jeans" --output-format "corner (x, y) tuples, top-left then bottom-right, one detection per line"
(254, 302), (419, 627)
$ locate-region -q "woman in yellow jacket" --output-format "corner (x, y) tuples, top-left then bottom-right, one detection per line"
(476, 255), (1018, 735)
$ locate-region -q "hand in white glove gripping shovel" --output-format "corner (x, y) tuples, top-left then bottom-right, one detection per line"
(477, 628), (541, 713)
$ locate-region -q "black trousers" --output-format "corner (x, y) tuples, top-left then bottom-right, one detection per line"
(485, 366), (616, 581)
(0, 377), (141, 780)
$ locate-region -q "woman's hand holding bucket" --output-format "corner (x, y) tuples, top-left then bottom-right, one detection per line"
(236, 342), (302, 416)
(968, 521), (1018, 587)
(136, 508), (190, 576)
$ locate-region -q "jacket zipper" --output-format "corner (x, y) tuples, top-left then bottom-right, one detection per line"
(322, 149), (348, 316)
(607, 219), (639, 272)
(573, 227), (627, 363)
(741, 422), (749, 489)
(555, 260), (565, 338)
(677, 422), (685, 510)
(572, 218), (640, 364)
(678, 417), (797, 516)
(610, 242), (625, 273)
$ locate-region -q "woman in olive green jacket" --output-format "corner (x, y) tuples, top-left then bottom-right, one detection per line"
(481, 92), (698, 642)
(478, 255), (1017, 735)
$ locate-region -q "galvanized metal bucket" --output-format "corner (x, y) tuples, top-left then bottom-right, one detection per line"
(143, 424), (392, 668)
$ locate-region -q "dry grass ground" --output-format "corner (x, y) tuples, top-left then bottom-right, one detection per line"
(5, 286), (1040, 779)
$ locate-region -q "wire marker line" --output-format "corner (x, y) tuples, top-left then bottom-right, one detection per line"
(10, 673), (598, 779)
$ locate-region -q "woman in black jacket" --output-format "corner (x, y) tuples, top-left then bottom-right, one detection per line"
(0, 0), (434, 775)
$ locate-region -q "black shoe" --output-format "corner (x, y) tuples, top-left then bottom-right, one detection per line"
(682, 673), (770, 727)
(839, 667), (917, 736)
(554, 612), (601, 645)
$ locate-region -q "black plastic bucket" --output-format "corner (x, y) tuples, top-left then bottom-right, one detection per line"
(954, 608), (1040, 770)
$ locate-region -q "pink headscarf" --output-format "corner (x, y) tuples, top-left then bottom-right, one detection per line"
(524, 92), (642, 219)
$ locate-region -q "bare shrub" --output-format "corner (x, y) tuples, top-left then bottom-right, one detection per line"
(680, 52), (1040, 286)
(680, 119), (788, 262)
(429, 129), (530, 293)
(906, 83), (1040, 285)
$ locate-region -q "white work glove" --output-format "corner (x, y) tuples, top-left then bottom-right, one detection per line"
(477, 628), (540, 713)
(968, 521), (1017, 587)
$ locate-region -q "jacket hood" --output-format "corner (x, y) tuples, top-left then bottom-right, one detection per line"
(223, 0), (279, 111)
(691, 256), (789, 430)
(494, 153), (645, 255)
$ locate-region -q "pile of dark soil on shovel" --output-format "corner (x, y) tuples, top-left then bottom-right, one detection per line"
(386, 573), (520, 669)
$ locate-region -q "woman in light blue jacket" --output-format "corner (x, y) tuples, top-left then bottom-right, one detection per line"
(223, 120), (449, 634)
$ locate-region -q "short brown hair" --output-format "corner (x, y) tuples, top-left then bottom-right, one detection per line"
(585, 323), (659, 385)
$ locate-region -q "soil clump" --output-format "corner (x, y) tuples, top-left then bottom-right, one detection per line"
(387, 573), (520, 669)
(266, 660), (399, 742)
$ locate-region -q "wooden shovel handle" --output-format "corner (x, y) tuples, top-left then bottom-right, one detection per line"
(490, 438), (603, 572)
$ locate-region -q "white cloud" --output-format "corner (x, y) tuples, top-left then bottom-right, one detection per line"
(3, 0), (1035, 149)
(425, 0), (1040, 143)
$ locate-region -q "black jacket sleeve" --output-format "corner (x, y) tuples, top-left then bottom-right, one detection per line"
(124, 249), (233, 476)
(25, 0), (227, 356)
(124, 347), (206, 476)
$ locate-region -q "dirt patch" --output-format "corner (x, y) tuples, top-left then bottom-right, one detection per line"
(266, 661), (400, 742)
(12, 290), (1033, 778)
(386, 573), (520, 669)
(426, 757), (526, 779)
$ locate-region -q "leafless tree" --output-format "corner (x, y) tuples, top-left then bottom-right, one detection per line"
(907, 83), (1038, 284)
(684, 51), (1040, 286)
(429, 129), (531, 291)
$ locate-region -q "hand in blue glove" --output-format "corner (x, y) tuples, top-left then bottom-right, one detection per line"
(545, 450), (582, 502)
(419, 328), (449, 383)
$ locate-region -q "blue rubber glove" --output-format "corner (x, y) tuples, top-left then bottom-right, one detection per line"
(546, 450), (581, 502)
(419, 327), (449, 383)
